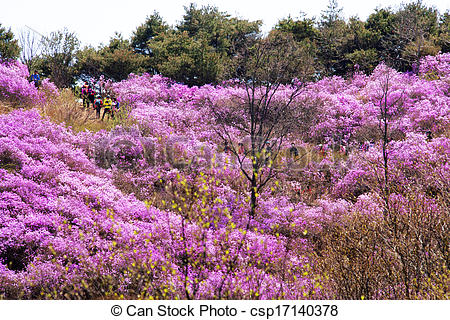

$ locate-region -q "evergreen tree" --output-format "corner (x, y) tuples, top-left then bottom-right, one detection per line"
(0, 23), (20, 60)
(131, 12), (168, 56)
(317, 0), (351, 76)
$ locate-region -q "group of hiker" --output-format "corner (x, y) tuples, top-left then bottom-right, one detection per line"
(29, 73), (120, 121)
(80, 82), (120, 121)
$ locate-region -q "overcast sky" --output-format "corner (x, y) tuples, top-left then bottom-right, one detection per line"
(1, 0), (449, 47)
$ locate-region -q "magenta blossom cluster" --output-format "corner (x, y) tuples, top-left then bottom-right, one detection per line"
(0, 53), (448, 299)
(0, 110), (321, 299)
(0, 60), (58, 107)
(419, 52), (450, 78)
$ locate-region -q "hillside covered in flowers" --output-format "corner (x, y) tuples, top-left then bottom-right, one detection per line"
(0, 53), (448, 299)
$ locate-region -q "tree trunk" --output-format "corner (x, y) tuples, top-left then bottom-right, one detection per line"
(250, 172), (257, 217)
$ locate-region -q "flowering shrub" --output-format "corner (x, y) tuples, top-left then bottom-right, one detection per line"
(0, 54), (448, 299)
(0, 60), (58, 107)
(0, 60), (41, 106)
(419, 52), (450, 79)
(39, 78), (60, 103)
(0, 110), (323, 299)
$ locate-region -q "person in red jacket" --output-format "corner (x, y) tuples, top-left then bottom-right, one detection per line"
(87, 86), (95, 108)
(81, 82), (89, 108)
(93, 95), (103, 119)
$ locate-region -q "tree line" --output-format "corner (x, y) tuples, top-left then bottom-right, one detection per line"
(1, 0), (449, 87)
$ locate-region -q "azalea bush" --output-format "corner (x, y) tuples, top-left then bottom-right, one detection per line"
(0, 53), (449, 299)
(0, 110), (321, 299)
(0, 60), (58, 108)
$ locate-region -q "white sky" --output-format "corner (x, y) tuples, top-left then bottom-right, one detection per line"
(1, 0), (449, 47)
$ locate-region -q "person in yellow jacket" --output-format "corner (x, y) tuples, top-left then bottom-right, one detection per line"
(102, 95), (113, 121)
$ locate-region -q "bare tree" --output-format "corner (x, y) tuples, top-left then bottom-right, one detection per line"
(375, 65), (405, 216)
(18, 27), (43, 72)
(212, 31), (315, 217)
